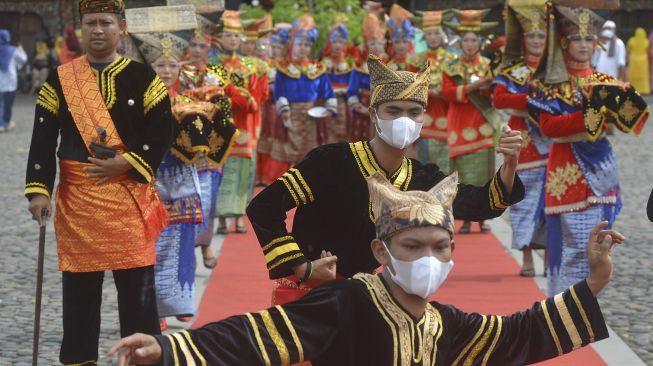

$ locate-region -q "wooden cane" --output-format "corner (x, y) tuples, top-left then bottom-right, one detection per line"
(32, 208), (47, 366)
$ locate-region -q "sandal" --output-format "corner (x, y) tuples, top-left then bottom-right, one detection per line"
(519, 268), (536, 277)
(216, 226), (229, 235)
(459, 222), (471, 234)
(203, 255), (217, 269)
(235, 225), (247, 234)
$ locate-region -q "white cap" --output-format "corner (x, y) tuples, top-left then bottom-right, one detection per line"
(603, 20), (616, 30)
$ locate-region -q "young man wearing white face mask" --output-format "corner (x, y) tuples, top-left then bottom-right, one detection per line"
(245, 53), (526, 306)
(110, 171), (621, 365)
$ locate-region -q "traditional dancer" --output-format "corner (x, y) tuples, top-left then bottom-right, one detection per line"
(209, 11), (261, 235)
(272, 14), (337, 164)
(528, 2), (648, 296)
(492, 0), (551, 277)
(441, 9), (500, 234)
(25, 1), (171, 363)
(408, 10), (454, 171)
(112, 171), (621, 366)
(247, 54), (524, 305)
(346, 11), (387, 141)
(320, 15), (356, 144)
(386, 4), (415, 72)
(128, 4), (238, 328)
(256, 28), (294, 184)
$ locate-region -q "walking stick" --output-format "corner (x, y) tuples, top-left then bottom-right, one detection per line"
(32, 208), (48, 366)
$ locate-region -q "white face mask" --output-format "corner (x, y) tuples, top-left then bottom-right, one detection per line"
(383, 242), (454, 299)
(374, 110), (423, 149)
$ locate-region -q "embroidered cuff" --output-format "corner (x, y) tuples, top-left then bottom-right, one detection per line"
(276, 97), (290, 114)
(158, 330), (207, 365)
(539, 280), (609, 356)
(122, 152), (154, 183)
(325, 97), (338, 115)
(347, 95), (361, 106)
(262, 235), (306, 273)
(488, 173), (510, 211)
(25, 182), (51, 199)
(278, 168), (315, 207)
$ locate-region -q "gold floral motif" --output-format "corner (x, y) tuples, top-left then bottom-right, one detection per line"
(176, 130), (191, 150)
(392, 204), (445, 226)
(423, 114), (433, 127)
(478, 123), (494, 137)
(546, 162), (583, 201)
(618, 98), (640, 123)
(578, 11), (590, 38)
(192, 116), (204, 134)
(208, 130), (225, 152)
(435, 117), (447, 130)
(448, 131), (458, 144)
(584, 107), (603, 135)
(462, 128), (479, 142)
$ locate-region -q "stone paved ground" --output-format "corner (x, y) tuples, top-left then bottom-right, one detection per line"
(1, 94), (653, 365)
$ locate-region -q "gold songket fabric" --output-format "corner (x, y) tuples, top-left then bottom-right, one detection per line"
(368, 54), (430, 108)
(55, 160), (167, 272)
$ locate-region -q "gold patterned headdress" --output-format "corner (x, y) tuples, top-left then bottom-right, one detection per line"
(368, 171), (458, 239)
(244, 14), (273, 41)
(535, 0), (619, 83)
(78, 0), (125, 15)
(221, 10), (244, 34)
(444, 9), (498, 36)
(504, 0), (550, 64)
(417, 10), (450, 31)
(368, 53), (430, 108)
(125, 5), (198, 64)
(363, 13), (385, 43)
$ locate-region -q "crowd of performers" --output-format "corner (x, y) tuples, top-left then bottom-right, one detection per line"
(24, 0), (650, 364)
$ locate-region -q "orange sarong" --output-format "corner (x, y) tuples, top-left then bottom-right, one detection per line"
(55, 160), (167, 272)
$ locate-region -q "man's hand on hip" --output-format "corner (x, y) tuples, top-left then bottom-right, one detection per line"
(86, 155), (132, 185)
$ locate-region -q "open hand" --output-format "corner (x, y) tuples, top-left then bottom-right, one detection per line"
(586, 221), (625, 296)
(107, 333), (162, 366)
(497, 125), (523, 167)
(85, 155), (131, 185)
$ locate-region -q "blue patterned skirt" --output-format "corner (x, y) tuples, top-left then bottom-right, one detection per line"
(509, 166), (547, 250)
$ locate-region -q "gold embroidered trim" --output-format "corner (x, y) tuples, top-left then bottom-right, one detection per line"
(452, 315), (488, 366)
(546, 162), (583, 201)
(489, 175), (509, 211)
(481, 316), (503, 366)
(262, 235), (295, 252)
(289, 168), (314, 202)
(554, 293), (583, 350)
(260, 310), (290, 365)
(570, 286), (595, 342)
(25, 187), (51, 198)
(279, 176), (300, 206)
(517, 159), (548, 171)
(544, 195), (618, 215)
(122, 153), (153, 183)
(541, 300), (563, 356)
(171, 332), (195, 365)
(464, 315), (496, 366)
(164, 334), (179, 366)
(245, 313), (272, 366)
(144, 76), (168, 115)
(37, 82), (59, 116)
(268, 252), (305, 271)
(180, 330), (207, 365)
(265, 242), (301, 264)
(276, 305), (305, 362)
(100, 57), (130, 109)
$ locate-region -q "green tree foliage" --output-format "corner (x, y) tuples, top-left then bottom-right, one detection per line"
(241, 0), (365, 58)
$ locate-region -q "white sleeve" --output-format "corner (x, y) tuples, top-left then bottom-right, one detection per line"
(617, 39), (627, 67)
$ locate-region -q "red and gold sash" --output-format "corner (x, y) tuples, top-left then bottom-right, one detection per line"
(58, 55), (126, 152)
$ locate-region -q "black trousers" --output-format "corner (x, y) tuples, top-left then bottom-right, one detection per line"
(59, 265), (161, 365)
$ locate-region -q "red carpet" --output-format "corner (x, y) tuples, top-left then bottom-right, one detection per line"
(195, 217), (605, 365)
